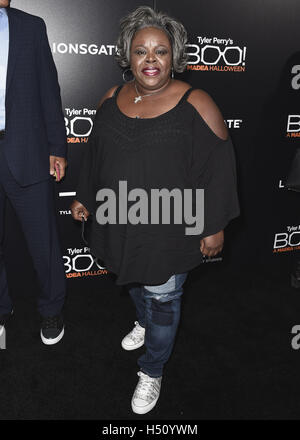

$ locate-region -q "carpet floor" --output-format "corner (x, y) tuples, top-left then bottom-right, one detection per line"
(1, 262), (300, 420)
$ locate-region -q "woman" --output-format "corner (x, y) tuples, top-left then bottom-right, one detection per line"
(71, 6), (239, 415)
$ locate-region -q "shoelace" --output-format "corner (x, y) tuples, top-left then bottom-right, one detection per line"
(135, 372), (160, 402)
(43, 316), (60, 329)
(129, 321), (145, 342)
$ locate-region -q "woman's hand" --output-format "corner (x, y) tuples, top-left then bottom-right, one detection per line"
(200, 230), (224, 257)
(70, 200), (90, 221)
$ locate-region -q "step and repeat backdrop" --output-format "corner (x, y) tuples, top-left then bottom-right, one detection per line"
(5, 0), (300, 289)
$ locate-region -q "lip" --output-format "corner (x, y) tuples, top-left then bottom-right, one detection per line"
(142, 67), (160, 76)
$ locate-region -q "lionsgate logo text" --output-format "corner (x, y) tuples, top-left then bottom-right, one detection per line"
(52, 43), (116, 56)
(96, 181), (204, 235)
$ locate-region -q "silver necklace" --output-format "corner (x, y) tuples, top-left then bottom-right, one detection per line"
(134, 80), (170, 104)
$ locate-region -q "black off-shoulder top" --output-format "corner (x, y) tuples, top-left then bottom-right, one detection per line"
(76, 86), (240, 285)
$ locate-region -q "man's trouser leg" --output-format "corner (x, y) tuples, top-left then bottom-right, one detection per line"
(0, 148), (66, 317)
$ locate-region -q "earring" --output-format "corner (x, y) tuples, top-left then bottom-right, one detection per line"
(171, 67), (174, 79)
(122, 68), (134, 83)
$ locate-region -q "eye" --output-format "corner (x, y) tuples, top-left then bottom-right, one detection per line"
(156, 49), (168, 55)
(134, 49), (146, 55)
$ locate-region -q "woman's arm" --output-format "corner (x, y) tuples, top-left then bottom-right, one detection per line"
(70, 86), (119, 222)
(188, 90), (229, 257)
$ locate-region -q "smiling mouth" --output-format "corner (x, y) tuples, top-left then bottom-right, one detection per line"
(142, 67), (160, 76)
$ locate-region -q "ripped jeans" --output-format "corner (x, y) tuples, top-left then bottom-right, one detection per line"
(127, 273), (188, 378)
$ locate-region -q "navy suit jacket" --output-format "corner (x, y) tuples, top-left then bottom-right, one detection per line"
(4, 7), (67, 186)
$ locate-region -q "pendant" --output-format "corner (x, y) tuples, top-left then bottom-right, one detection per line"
(134, 96), (142, 104)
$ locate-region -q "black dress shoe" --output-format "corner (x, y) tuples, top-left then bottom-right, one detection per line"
(0, 310), (13, 337)
(291, 260), (300, 288)
(40, 313), (64, 345)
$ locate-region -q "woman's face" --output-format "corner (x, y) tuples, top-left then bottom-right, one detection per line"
(130, 26), (173, 91)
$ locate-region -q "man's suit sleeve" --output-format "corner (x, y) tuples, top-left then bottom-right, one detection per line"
(37, 19), (67, 158)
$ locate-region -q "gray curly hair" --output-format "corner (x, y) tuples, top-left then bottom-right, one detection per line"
(115, 5), (188, 73)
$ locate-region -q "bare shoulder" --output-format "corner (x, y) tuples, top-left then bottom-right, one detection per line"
(187, 89), (229, 141)
(97, 85), (119, 109)
(172, 79), (192, 95)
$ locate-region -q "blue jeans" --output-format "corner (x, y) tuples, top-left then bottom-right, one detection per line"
(128, 273), (188, 378)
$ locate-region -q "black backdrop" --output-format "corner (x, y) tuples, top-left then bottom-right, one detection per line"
(4, 0), (300, 292)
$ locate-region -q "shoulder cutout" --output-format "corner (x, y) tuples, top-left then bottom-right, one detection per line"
(97, 85), (119, 110)
(187, 89), (229, 141)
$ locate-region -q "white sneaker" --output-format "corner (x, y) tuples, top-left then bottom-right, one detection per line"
(131, 371), (162, 414)
(121, 321), (145, 351)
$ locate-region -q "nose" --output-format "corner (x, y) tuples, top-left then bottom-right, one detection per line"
(146, 52), (157, 64)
